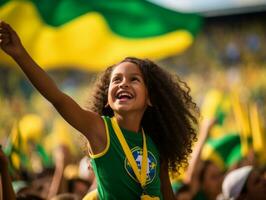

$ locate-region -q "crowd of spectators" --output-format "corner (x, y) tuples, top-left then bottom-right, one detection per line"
(1, 12), (266, 200)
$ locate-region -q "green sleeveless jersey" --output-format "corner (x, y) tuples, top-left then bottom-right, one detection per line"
(90, 116), (163, 200)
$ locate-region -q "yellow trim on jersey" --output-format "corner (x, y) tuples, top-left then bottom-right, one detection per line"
(89, 117), (110, 159)
(82, 189), (98, 200)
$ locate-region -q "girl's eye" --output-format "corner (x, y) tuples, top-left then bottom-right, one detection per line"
(131, 77), (140, 82)
(112, 77), (121, 82)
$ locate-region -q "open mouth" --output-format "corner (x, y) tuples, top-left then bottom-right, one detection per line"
(115, 91), (133, 100)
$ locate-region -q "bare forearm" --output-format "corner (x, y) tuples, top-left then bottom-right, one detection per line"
(13, 49), (62, 104)
(0, 167), (16, 200)
(47, 166), (64, 199)
(184, 119), (212, 183)
(47, 158), (65, 199)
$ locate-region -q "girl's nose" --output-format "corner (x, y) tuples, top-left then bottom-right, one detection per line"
(119, 79), (129, 88)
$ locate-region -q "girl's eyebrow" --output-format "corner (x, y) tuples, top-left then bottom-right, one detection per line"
(112, 72), (142, 77)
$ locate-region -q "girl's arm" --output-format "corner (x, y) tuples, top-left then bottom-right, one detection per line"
(160, 161), (175, 200)
(0, 21), (105, 152)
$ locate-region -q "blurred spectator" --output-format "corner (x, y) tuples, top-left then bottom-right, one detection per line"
(172, 181), (192, 200)
(224, 42), (241, 65)
(220, 165), (266, 200)
(246, 34), (260, 52)
(193, 160), (223, 200)
(183, 118), (224, 200)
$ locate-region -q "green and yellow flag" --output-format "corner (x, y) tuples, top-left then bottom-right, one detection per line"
(4, 121), (29, 172)
(0, 0), (202, 71)
(231, 92), (251, 157)
(249, 103), (266, 165)
(4, 114), (49, 172)
(201, 133), (242, 170)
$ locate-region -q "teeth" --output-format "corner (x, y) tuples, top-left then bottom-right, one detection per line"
(117, 91), (132, 99)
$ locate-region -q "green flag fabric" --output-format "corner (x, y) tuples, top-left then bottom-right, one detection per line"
(202, 133), (243, 169)
(4, 121), (29, 172)
(0, 0), (202, 71)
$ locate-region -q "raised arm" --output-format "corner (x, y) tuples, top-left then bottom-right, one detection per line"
(183, 118), (215, 195)
(0, 21), (105, 153)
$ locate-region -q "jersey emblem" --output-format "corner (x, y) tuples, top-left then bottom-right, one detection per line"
(124, 146), (157, 184)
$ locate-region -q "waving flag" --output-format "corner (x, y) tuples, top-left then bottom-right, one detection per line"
(201, 133), (242, 170)
(0, 0), (202, 71)
(4, 121), (29, 172)
(249, 103), (266, 165)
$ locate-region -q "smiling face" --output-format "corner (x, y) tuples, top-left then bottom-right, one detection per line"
(107, 61), (150, 116)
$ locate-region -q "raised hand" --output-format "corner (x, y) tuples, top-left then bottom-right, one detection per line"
(0, 21), (24, 57)
(0, 21), (105, 161)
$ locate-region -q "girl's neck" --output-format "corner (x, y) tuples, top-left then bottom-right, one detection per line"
(114, 112), (143, 133)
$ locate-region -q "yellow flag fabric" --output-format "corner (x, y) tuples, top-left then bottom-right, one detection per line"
(0, 0), (202, 71)
(249, 103), (266, 165)
(231, 92), (251, 156)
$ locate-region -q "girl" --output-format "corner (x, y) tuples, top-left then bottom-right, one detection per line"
(0, 21), (198, 200)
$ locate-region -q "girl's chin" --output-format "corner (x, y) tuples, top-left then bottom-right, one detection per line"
(113, 106), (137, 114)
(115, 106), (132, 112)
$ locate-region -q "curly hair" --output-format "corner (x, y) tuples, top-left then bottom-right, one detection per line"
(88, 57), (199, 173)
